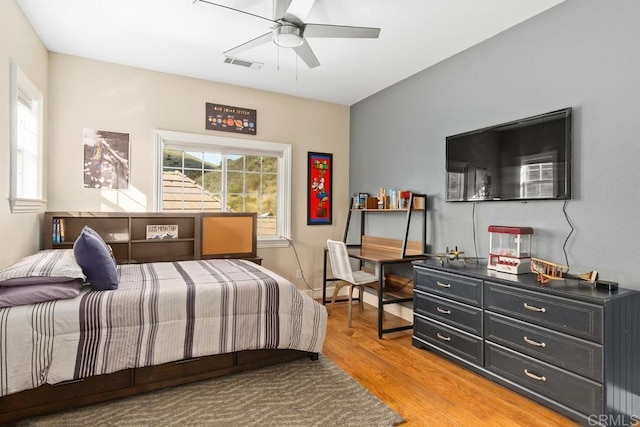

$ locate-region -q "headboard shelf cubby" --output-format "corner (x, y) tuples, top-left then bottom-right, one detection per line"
(43, 211), (259, 264)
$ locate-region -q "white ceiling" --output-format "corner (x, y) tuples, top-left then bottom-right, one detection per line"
(16, 0), (563, 106)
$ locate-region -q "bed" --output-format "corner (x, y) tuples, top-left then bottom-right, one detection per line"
(0, 247), (327, 423)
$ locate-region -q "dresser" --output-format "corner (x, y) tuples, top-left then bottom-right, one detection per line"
(412, 260), (640, 425)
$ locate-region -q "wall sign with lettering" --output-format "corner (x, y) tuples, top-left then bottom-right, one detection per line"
(206, 102), (257, 135)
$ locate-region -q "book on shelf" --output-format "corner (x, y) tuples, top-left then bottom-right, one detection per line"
(52, 218), (66, 244)
(352, 192), (369, 209)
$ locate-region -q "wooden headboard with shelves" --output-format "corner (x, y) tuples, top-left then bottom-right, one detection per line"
(44, 211), (258, 264)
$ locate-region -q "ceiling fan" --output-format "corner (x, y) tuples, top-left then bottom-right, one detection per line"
(196, 0), (381, 68)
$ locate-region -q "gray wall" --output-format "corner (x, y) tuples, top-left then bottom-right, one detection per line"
(349, 0), (640, 288)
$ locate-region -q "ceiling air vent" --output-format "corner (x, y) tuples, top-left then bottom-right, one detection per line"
(223, 56), (262, 70)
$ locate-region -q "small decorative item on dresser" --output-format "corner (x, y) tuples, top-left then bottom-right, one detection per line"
(487, 226), (533, 274)
(531, 257), (598, 285)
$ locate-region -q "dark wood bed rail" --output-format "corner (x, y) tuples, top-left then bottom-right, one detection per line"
(0, 349), (318, 423)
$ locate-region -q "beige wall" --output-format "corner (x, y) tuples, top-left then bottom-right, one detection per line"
(47, 53), (349, 291)
(0, 1), (49, 268)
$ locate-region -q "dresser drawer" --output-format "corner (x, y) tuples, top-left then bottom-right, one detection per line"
(414, 268), (482, 307)
(414, 290), (482, 335)
(413, 315), (483, 366)
(484, 282), (603, 343)
(485, 312), (603, 382)
(485, 343), (603, 416)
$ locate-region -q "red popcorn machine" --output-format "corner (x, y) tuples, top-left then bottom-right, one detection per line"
(487, 225), (533, 275)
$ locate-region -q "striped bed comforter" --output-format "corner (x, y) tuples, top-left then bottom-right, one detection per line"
(0, 259), (327, 397)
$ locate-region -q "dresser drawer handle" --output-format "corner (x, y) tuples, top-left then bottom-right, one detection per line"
(436, 281), (451, 288)
(436, 332), (451, 341)
(524, 369), (547, 382)
(523, 303), (546, 313)
(524, 336), (547, 348)
(436, 306), (451, 315)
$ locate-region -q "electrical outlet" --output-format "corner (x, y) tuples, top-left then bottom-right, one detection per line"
(295, 269), (302, 279)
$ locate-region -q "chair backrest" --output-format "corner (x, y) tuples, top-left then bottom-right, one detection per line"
(326, 239), (356, 284)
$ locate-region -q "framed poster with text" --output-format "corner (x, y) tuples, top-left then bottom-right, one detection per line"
(205, 102), (257, 135)
(307, 152), (332, 225)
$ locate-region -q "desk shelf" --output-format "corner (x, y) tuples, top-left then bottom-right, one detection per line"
(343, 193), (427, 257)
(323, 193), (428, 338)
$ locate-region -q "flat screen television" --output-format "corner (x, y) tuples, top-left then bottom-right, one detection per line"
(445, 107), (572, 202)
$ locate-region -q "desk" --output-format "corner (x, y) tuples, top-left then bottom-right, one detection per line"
(323, 245), (427, 338)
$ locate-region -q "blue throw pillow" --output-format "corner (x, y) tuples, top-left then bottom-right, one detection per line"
(73, 226), (119, 290)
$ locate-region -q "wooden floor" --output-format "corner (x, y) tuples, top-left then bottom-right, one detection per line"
(321, 301), (578, 426)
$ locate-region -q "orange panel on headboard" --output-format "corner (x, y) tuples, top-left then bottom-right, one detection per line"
(201, 213), (257, 257)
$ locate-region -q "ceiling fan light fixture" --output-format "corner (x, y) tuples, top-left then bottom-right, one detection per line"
(272, 24), (303, 48)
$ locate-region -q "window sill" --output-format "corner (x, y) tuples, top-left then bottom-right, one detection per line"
(10, 197), (46, 213)
(258, 237), (291, 249)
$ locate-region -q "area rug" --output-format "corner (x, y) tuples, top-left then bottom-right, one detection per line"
(16, 355), (404, 427)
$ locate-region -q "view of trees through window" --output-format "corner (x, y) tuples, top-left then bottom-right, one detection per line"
(162, 149), (278, 235)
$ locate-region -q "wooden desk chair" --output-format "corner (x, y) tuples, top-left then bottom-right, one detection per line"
(326, 239), (379, 327)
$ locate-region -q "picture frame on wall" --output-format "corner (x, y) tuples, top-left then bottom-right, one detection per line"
(83, 129), (130, 189)
(205, 102), (257, 135)
(307, 152), (333, 225)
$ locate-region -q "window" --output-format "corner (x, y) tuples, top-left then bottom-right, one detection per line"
(155, 130), (291, 247)
(10, 64), (44, 213)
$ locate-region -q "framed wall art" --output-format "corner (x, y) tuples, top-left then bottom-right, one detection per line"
(205, 102), (257, 135)
(307, 152), (332, 225)
(83, 129), (130, 189)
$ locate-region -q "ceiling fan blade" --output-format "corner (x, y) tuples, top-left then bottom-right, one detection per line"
(197, 0), (276, 24)
(273, 0), (291, 19)
(224, 32), (273, 56)
(303, 24), (381, 39)
(283, 0), (317, 24)
(293, 39), (320, 68)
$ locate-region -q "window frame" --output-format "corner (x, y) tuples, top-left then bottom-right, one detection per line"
(154, 130), (291, 248)
(9, 64), (45, 213)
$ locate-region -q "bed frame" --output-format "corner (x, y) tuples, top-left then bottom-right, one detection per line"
(0, 349), (318, 423)
(0, 212), (320, 423)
